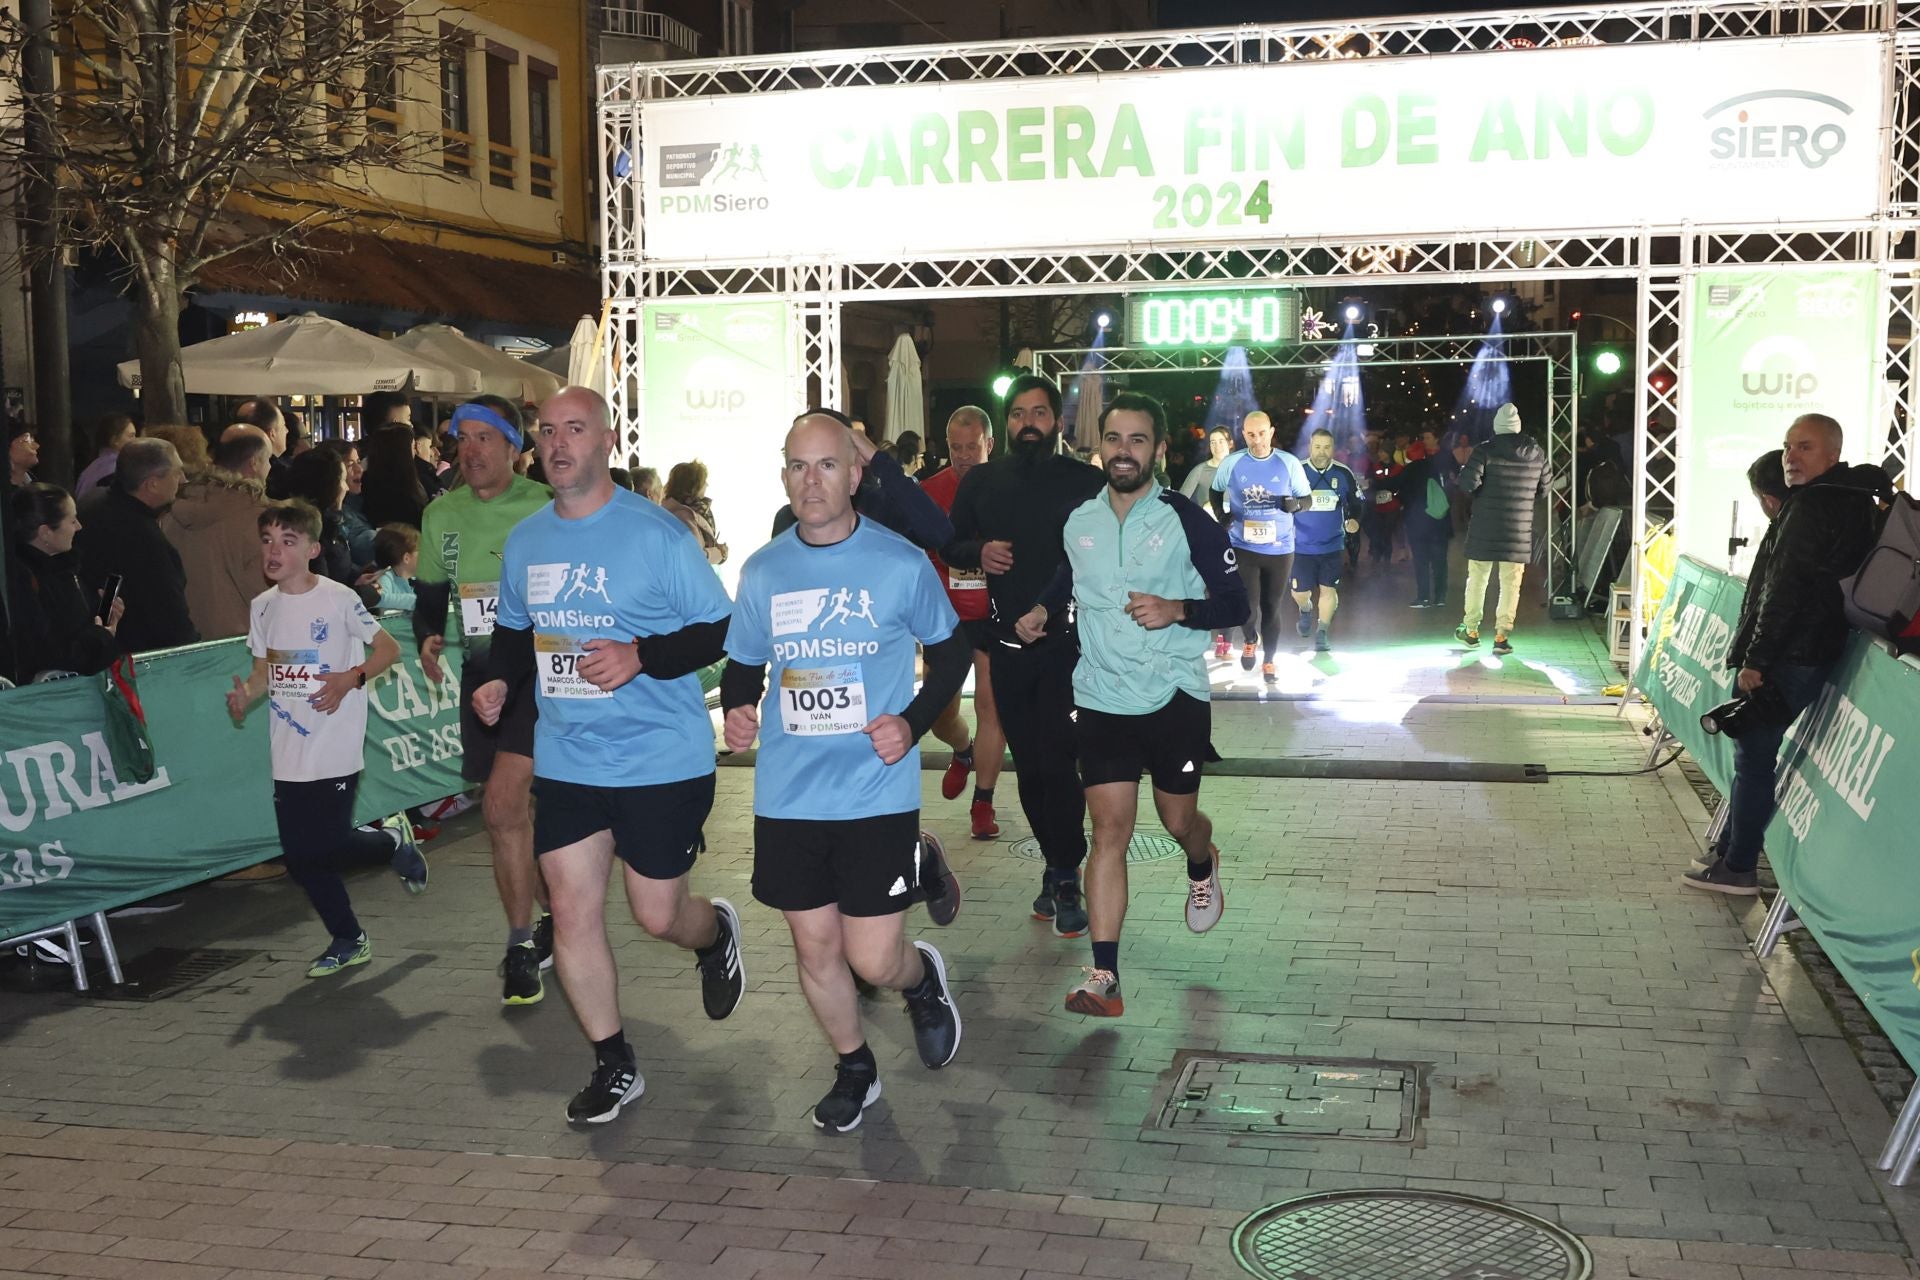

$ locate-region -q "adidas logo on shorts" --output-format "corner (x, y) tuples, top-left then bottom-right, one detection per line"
(887, 876), (908, 897)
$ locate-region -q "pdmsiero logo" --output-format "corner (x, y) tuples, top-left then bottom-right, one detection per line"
(1703, 89), (1852, 170)
(656, 141), (771, 217)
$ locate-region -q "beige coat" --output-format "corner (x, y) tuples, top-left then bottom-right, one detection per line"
(161, 469), (269, 640)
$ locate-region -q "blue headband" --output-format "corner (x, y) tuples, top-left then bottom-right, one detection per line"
(450, 402), (522, 451)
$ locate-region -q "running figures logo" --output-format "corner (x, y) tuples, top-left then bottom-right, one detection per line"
(657, 140), (772, 219)
(770, 586), (884, 662)
(1703, 89), (1853, 172)
(526, 561), (617, 629)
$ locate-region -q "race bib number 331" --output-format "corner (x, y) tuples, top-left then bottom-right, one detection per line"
(779, 664), (867, 736)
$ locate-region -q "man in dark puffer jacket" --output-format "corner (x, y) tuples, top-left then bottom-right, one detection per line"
(1684, 414), (1888, 896)
(1453, 403), (1548, 655)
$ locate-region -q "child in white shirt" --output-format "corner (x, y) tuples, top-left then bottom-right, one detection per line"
(227, 499), (427, 977)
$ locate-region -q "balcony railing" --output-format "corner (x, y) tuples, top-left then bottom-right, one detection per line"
(601, 3), (700, 58)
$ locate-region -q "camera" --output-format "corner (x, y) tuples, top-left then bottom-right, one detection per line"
(1700, 683), (1791, 738)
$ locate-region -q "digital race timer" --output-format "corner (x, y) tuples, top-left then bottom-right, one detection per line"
(1125, 289), (1300, 348)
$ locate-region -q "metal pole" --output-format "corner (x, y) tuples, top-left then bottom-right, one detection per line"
(1881, 1083), (1920, 1174)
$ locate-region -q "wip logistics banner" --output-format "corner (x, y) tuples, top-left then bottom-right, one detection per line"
(640, 299), (792, 592)
(635, 34), (1886, 262)
(0, 617), (464, 940)
(1632, 555), (1740, 795)
(1680, 266), (1881, 570)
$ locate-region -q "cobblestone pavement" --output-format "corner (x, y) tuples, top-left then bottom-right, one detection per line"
(0, 582), (1912, 1278)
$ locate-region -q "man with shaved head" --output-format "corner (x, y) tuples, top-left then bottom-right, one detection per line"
(1683, 412), (1889, 896)
(722, 407), (970, 1133)
(1211, 410), (1311, 673)
(474, 385), (745, 1126)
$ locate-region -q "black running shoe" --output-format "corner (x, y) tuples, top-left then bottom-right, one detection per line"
(566, 1058), (643, 1124)
(1051, 878), (1088, 939)
(903, 941), (962, 1069)
(1030, 873), (1056, 921)
(501, 941), (543, 1006)
(696, 898), (746, 1020)
(920, 832), (960, 927)
(812, 1062), (881, 1133)
(531, 913), (554, 971)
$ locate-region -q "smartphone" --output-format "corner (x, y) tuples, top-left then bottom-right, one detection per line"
(99, 573), (123, 617)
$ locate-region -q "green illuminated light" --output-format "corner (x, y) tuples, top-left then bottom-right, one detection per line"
(1594, 350), (1623, 376)
(992, 374), (1014, 398)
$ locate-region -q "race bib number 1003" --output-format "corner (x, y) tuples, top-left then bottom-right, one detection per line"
(535, 633), (613, 700)
(779, 664), (868, 736)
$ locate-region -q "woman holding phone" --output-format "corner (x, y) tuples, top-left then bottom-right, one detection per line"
(4, 482), (123, 685)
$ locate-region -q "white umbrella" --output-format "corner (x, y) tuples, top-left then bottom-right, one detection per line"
(566, 312), (606, 397)
(883, 333), (923, 444)
(116, 313), (480, 396)
(392, 323), (565, 403)
(1075, 369), (1104, 449)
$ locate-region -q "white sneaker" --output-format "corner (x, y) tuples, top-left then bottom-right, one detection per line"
(1186, 848), (1224, 934)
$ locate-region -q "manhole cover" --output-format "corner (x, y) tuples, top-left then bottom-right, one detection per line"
(91, 947), (258, 1001)
(1151, 1052), (1424, 1142)
(1232, 1190), (1592, 1280)
(1009, 833), (1182, 862)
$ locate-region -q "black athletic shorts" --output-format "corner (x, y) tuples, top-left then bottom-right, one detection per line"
(961, 618), (994, 653)
(1291, 550), (1346, 594)
(532, 772), (714, 880)
(752, 811), (925, 917)
(458, 657), (536, 784)
(1073, 691), (1211, 796)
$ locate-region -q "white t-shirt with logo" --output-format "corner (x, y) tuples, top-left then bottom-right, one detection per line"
(247, 577), (382, 782)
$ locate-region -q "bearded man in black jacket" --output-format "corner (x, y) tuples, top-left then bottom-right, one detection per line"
(1683, 413), (1889, 896)
(943, 375), (1105, 937)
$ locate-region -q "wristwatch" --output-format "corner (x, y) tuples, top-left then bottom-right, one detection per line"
(355, 667), (367, 689)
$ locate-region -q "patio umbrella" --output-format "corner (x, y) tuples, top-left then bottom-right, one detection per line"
(566, 312), (607, 397)
(392, 324), (565, 403)
(528, 342), (572, 375)
(1075, 368), (1105, 450)
(884, 333), (923, 444)
(115, 313), (480, 396)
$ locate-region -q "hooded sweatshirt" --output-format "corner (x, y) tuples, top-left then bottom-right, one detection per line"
(161, 468), (269, 640)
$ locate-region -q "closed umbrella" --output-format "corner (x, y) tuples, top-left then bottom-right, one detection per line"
(1075, 369), (1104, 449)
(529, 341), (572, 375)
(884, 333), (923, 445)
(392, 324), (565, 403)
(566, 311), (606, 397)
(116, 313), (480, 396)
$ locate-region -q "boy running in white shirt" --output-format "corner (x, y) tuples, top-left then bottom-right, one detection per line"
(227, 499), (427, 977)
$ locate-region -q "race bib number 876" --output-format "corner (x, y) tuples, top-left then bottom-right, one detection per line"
(535, 633), (613, 700)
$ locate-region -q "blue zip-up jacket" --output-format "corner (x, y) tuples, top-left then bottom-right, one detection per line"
(1039, 483), (1248, 716)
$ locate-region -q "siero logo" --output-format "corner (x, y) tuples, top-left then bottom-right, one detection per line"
(658, 140), (772, 217)
(1703, 89), (1851, 169)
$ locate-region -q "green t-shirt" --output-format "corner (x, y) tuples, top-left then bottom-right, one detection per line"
(418, 474), (551, 650)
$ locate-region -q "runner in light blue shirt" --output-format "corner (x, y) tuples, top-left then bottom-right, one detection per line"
(474, 386), (745, 1130)
(1210, 411), (1311, 681)
(720, 409), (971, 1134)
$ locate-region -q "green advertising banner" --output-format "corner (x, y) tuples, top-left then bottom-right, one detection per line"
(1634, 555), (1920, 1070)
(0, 617), (464, 940)
(1768, 637), (1920, 1072)
(1680, 266), (1881, 567)
(640, 299), (792, 591)
(1630, 555), (1741, 795)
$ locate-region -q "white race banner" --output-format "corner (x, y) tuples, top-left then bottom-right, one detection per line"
(635, 34), (1885, 262)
